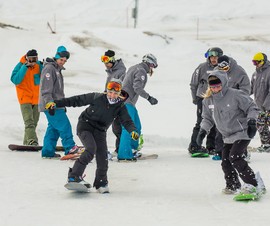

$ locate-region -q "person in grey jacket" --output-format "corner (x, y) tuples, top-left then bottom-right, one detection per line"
(117, 53), (158, 160)
(101, 50), (127, 155)
(197, 70), (263, 195)
(213, 55), (251, 160)
(189, 47), (223, 155)
(251, 52), (270, 152)
(39, 46), (82, 158)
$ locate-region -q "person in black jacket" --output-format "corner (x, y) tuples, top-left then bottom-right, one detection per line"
(54, 79), (139, 193)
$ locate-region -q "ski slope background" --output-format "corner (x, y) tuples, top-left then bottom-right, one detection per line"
(1, 0), (270, 225)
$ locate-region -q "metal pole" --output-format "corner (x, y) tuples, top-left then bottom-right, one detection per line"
(134, 0), (138, 28)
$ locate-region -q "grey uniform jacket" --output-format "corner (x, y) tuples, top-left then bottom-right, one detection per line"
(251, 61), (270, 111)
(201, 70), (259, 144)
(226, 57), (250, 94)
(122, 62), (150, 106)
(105, 59), (126, 89)
(190, 59), (216, 101)
(38, 58), (65, 112)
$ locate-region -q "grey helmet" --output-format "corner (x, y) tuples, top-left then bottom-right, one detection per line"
(142, 53), (158, 68)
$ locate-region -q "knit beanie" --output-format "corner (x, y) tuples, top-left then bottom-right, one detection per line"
(55, 46), (70, 59)
(26, 49), (38, 57)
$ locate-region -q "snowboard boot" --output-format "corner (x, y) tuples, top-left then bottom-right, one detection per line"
(240, 183), (257, 195)
(93, 179), (109, 194)
(255, 172), (266, 194)
(68, 145), (85, 155)
(222, 184), (241, 194)
(67, 168), (90, 187)
(257, 144), (270, 152)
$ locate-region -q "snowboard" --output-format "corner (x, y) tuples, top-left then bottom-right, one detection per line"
(64, 182), (91, 193)
(8, 144), (83, 152)
(191, 152), (209, 158)
(60, 153), (80, 161)
(233, 192), (261, 201)
(138, 153), (158, 160)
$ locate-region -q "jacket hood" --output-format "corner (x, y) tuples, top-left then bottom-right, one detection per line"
(208, 70), (228, 88)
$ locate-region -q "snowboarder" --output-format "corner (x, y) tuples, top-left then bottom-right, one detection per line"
(196, 70), (265, 196)
(189, 47), (223, 155)
(54, 79), (139, 193)
(118, 53), (158, 161)
(39, 46), (83, 158)
(11, 49), (43, 146)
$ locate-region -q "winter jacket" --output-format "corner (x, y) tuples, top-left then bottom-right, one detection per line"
(190, 58), (216, 101)
(201, 70), (259, 144)
(38, 58), (65, 112)
(11, 55), (43, 105)
(122, 62), (150, 106)
(54, 92), (136, 133)
(225, 57), (250, 94)
(105, 59), (126, 89)
(251, 61), (270, 111)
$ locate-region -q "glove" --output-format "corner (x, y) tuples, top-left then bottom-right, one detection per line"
(45, 101), (56, 116)
(196, 129), (207, 146)
(130, 131), (139, 141)
(192, 97), (199, 105)
(247, 119), (257, 138)
(147, 96), (158, 105)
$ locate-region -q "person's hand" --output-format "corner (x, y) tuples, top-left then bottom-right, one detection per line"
(196, 129), (207, 146)
(247, 119), (257, 138)
(147, 96), (158, 105)
(130, 131), (139, 141)
(45, 101), (56, 116)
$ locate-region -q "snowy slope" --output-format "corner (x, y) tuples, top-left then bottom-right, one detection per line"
(1, 0), (270, 225)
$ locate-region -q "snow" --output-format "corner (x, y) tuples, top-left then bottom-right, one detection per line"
(1, 0), (270, 225)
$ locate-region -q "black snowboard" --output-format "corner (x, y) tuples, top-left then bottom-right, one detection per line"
(8, 144), (67, 152)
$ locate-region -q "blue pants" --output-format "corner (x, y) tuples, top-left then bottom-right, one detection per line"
(118, 104), (141, 159)
(42, 109), (75, 157)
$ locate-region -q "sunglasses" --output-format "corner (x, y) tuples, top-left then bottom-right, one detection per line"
(58, 51), (70, 59)
(107, 81), (122, 92)
(27, 56), (38, 63)
(101, 55), (113, 63)
(252, 60), (263, 66)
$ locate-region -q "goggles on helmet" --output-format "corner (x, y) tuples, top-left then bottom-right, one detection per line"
(107, 81), (122, 92)
(207, 51), (219, 57)
(252, 60), (263, 66)
(101, 55), (114, 63)
(58, 51), (70, 59)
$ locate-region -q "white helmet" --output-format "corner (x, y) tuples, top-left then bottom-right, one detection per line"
(142, 53), (158, 68)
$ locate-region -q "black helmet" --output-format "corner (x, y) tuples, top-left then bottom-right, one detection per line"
(205, 47), (223, 58)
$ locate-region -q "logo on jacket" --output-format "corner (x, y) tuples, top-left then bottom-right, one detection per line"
(45, 73), (50, 80)
(141, 75), (145, 81)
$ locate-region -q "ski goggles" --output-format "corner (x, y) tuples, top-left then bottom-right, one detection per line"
(101, 55), (114, 63)
(106, 81), (122, 92)
(252, 60), (263, 66)
(57, 51), (70, 59)
(205, 51), (219, 58)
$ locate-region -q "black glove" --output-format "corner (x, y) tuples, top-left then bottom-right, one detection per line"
(196, 129), (207, 146)
(247, 119), (257, 138)
(147, 96), (158, 105)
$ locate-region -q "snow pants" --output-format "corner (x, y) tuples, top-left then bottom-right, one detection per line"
(221, 140), (257, 188)
(20, 103), (40, 145)
(118, 103), (141, 159)
(256, 111), (270, 145)
(189, 97), (216, 150)
(42, 109), (75, 157)
(70, 127), (108, 189)
(112, 116), (122, 153)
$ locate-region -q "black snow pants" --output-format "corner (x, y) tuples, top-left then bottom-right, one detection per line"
(221, 140), (257, 188)
(69, 128), (108, 189)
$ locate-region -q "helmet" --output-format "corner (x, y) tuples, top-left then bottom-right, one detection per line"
(252, 52), (267, 66)
(142, 53), (158, 68)
(205, 47), (223, 58)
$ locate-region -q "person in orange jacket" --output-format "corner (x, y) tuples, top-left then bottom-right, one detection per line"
(11, 49), (43, 145)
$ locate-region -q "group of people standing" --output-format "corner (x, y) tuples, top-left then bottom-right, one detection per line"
(11, 47), (158, 193)
(189, 47), (268, 195)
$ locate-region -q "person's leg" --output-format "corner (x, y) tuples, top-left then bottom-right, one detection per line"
(206, 125), (216, 152)
(45, 109), (76, 155)
(221, 143), (241, 190)
(32, 104), (40, 144)
(20, 104), (39, 145)
(130, 106), (141, 150)
(118, 104), (138, 159)
(69, 130), (96, 178)
(229, 140), (257, 186)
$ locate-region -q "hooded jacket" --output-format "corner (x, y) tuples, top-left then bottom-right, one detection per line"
(251, 60), (270, 111)
(38, 57), (65, 112)
(190, 58), (216, 101)
(54, 91), (136, 133)
(122, 62), (151, 106)
(105, 59), (126, 88)
(201, 70), (259, 144)
(11, 55), (43, 105)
